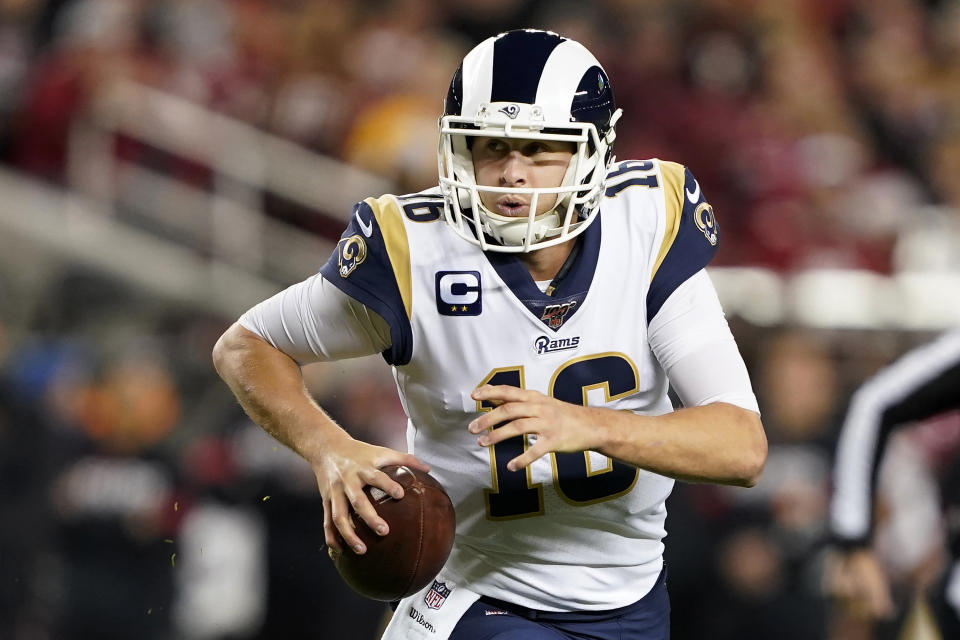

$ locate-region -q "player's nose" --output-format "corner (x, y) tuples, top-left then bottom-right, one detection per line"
(499, 152), (528, 186)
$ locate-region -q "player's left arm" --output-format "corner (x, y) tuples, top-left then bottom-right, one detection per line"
(602, 268), (766, 487)
(470, 270), (767, 487)
(470, 164), (767, 487)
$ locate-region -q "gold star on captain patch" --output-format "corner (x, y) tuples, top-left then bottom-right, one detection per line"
(461, 306), (468, 311)
(451, 305), (457, 312)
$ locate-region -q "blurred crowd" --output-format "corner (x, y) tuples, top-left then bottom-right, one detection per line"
(2, 0), (960, 271)
(0, 267), (409, 638)
(2, 0), (960, 638)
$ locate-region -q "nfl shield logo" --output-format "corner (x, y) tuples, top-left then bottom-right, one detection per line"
(424, 580), (452, 610)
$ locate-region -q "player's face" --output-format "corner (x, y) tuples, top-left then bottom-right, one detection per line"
(471, 137), (575, 217)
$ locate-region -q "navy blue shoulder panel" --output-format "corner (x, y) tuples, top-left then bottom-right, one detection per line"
(646, 166), (719, 323)
(319, 200), (413, 365)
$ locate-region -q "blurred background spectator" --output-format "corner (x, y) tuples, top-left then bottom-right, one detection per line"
(1, 0), (958, 638)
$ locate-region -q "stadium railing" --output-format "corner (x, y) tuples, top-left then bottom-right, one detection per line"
(1, 79), (957, 328)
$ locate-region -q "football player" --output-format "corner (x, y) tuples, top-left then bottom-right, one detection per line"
(827, 329), (960, 639)
(214, 29), (767, 640)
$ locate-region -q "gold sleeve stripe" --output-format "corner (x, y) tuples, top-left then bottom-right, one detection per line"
(651, 161), (685, 282)
(367, 195), (413, 319)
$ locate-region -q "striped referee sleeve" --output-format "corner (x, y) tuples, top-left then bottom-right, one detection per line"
(830, 329), (960, 546)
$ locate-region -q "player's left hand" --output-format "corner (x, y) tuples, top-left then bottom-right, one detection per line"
(468, 384), (605, 471)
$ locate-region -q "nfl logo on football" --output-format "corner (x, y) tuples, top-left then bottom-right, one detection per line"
(424, 580), (452, 610)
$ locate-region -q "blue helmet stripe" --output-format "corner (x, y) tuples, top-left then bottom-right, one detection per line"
(444, 64), (463, 115)
(490, 30), (565, 104)
(571, 65), (615, 134)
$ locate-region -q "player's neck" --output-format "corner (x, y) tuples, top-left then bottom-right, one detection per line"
(520, 238), (577, 282)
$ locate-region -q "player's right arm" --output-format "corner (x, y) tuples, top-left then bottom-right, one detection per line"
(213, 198), (428, 554)
(213, 320), (424, 555)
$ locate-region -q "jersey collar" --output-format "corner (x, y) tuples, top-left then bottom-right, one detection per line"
(483, 213), (601, 331)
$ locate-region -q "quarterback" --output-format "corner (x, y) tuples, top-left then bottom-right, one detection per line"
(214, 29), (767, 640)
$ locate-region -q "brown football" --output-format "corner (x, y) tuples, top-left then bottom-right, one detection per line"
(331, 465), (456, 601)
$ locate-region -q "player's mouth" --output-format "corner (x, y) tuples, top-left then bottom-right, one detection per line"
(495, 197), (529, 217)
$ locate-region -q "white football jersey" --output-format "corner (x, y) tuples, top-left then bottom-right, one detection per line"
(317, 159), (721, 611)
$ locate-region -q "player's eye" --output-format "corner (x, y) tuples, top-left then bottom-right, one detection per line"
(485, 139), (508, 154)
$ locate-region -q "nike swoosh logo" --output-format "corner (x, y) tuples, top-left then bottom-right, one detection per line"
(685, 180), (701, 204)
(355, 210), (374, 237)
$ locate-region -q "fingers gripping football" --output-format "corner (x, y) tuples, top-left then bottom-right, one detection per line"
(314, 440), (429, 554)
(323, 473), (371, 554)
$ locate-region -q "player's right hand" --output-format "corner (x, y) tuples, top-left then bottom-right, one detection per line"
(312, 437), (429, 555)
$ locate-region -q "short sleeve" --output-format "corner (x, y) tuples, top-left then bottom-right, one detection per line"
(318, 197), (414, 365)
(648, 269), (758, 412)
(646, 163), (719, 324)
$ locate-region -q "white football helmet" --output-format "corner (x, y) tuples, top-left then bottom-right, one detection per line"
(438, 29), (622, 253)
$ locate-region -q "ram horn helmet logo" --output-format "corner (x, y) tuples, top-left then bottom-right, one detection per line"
(498, 103), (520, 119)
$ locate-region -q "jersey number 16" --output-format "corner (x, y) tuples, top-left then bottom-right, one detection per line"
(477, 353), (641, 520)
